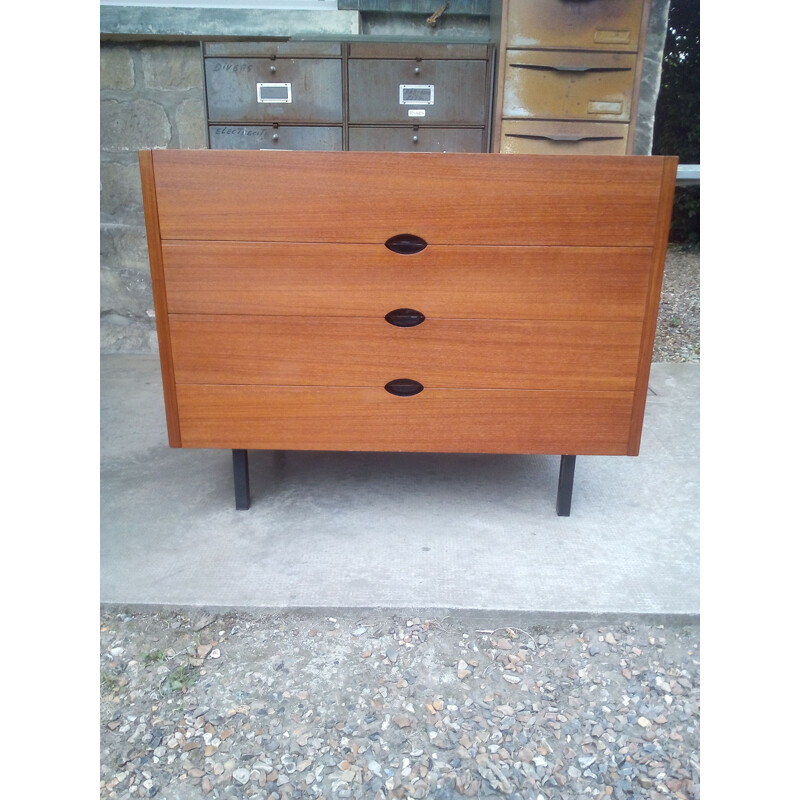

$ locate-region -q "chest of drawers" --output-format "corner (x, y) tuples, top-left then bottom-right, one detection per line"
(139, 149), (677, 514)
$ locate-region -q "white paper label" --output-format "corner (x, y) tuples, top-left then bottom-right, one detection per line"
(408, 109), (426, 117)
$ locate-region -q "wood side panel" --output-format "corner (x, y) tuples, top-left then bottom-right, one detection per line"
(627, 156), (679, 454)
(161, 242), (653, 321)
(169, 315), (642, 392)
(175, 385), (634, 455)
(150, 150), (668, 247)
(138, 150), (181, 447)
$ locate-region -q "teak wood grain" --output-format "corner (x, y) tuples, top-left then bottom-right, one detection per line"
(161, 242), (653, 321)
(139, 149), (677, 458)
(169, 315), (642, 392)
(150, 150), (670, 247)
(175, 385), (635, 455)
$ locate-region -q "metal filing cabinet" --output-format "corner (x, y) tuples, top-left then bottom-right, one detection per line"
(346, 43), (493, 152)
(203, 42), (344, 151)
(493, 0), (649, 155)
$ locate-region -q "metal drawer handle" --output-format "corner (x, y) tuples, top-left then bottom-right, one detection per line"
(385, 234), (427, 254)
(385, 308), (425, 327)
(385, 379), (424, 397)
(505, 133), (624, 143)
(508, 62), (631, 74)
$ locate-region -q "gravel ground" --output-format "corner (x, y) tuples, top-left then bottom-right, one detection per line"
(100, 611), (699, 800)
(100, 245), (700, 799)
(653, 245), (700, 363)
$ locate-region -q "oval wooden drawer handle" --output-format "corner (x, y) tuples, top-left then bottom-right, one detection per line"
(385, 308), (425, 327)
(384, 379), (424, 397)
(385, 233), (427, 254)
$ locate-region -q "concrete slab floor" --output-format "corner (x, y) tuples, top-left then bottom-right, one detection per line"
(100, 355), (699, 616)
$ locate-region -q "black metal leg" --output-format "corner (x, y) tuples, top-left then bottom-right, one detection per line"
(232, 449), (251, 510)
(556, 455), (576, 517)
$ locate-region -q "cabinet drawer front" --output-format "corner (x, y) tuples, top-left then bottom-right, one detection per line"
(161, 242), (652, 321)
(150, 151), (672, 246)
(209, 124), (343, 151)
(176, 385), (635, 455)
(506, 0), (645, 52)
(169, 315), (642, 392)
(204, 42), (342, 59)
(347, 59), (488, 125)
(348, 126), (484, 153)
(504, 51), (636, 122)
(204, 58), (343, 123)
(500, 120), (628, 155)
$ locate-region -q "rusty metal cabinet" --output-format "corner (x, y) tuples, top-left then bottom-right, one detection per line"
(347, 43), (493, 153)
(203, 42), (344, 150)
(494, 0), (649, 155)
(202, 41), (493, 153)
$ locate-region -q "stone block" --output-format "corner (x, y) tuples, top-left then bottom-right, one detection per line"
(175, 97), (208, 149)
(101, 161), (145, 224)
(101, 224), (150, 273)
(101, 98), (171, 152)
(101, 265), (154, 317)
(101, 314), (158, 354)
(142, 43), (203, 90)
(101, 44), (134, 90)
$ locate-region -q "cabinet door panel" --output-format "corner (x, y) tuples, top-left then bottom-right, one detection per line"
(500, 120), (628, 155)
(205, 58), (343, 123)
(176, 384), (635, 455)
(209, 125), (342, 151)
(348, 59), (487, 125)
(348, 126), (484, 153)
(503, 50), (636, 121)
(506, 0), (645, 52)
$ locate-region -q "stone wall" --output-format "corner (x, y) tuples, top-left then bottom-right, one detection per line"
(100, 42), (206, 352)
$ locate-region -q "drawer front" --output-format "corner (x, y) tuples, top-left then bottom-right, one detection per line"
(348, 126), (484, 153)
(204, 42), (342, 59)
(503, 50), (636, 121)
(347, 59), (488, 125)
(150, 150), (671, 246)
(169, 315), (642, 392)
(209, 124), (343, 151)
(205, 58), (343, 123)
(175, 384), (635, 455)
(348, 43), (489, 60)
(506, 0), (645, 52)
(500, 120), (628, 155)
(161, 242), (653, 321)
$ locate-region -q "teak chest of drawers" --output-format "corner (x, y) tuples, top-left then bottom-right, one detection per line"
(139, 149), (677, 515)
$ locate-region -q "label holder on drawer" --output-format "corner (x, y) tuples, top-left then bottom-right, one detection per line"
(257, 82), (292, 103)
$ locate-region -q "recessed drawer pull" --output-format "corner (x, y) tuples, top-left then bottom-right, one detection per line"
(505, 133), (624, 143)
(385, 233), (428, 254)
(384, 308), (425, 327)
(508, 63), (631, 74)
(385, 378), (424, 396)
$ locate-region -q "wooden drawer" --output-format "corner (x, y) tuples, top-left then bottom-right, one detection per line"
(169, 315), (643, 392)
(347, 58), (488, 125)
(503, 50), (636, 121)
(505, 0), (645, 52)
(348, 126), (484, 153)
(209, 124), (343, 151)
(500, 120), (629, 155)
(175, 384), (635, 455)
(149, 151), (671, 247)
(161, 242), (653, 321)
(204, 57), (343, 123)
